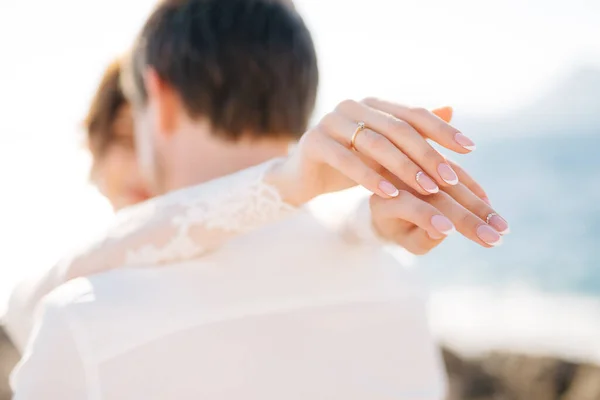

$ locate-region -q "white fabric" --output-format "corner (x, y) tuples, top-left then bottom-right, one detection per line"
(4, 159), (297, 352)
(8, 159), (446, 399)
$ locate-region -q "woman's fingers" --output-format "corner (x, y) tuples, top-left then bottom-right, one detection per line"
(442, 182), (509, 234)
(314, 99), (490, 215)
(431, 108), (491, 204)
(334, 101), (460, 189)
(361, 97), (476, 153)
(432, 106), (453, 123)
(369, 191), (456, 241)
(320, 111), (440, 196)
(314, 134), (400, 199)
(424, 190), (503, 247)
(377, 162), (506, 238)
(400, 228), (446, 255)
(446, 159), (490, 204)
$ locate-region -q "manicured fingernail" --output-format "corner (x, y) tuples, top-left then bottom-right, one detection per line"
(431, 215), (455, 235)
(454, 132), (476, 151)
(437, 163), (459, 185)
(416, 171), (439, 193)
(378, 180), (399, 197)
(486, 213), (510, 234)
(482, 197), (491, 206)
(477, 224), (502, 246)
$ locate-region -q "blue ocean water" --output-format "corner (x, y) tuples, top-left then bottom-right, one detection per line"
(419, 132), (600, 297)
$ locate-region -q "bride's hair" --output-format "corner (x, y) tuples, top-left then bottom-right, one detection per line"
(121, 0), (318, 141)
(84, 59), (129, 164)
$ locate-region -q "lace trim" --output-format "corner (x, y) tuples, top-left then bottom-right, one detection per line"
(122, 159), (297, 267)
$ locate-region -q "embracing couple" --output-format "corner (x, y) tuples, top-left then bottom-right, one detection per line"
(3, 0), (509, 398)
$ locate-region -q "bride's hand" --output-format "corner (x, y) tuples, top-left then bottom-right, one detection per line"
(272, 98), (477, 205)
(367, 108), (509, 249)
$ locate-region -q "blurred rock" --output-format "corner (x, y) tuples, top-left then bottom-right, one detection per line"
(0, 327), (18, 400)
(443, 347), (600, 400)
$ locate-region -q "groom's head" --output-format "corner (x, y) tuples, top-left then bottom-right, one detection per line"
(122, 0), (318, 194)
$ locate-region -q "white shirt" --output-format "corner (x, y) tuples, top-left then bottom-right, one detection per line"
(9, 161), (446, 399)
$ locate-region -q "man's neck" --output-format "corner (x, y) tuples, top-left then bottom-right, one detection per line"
(203, 138), (291, 177)
(164, 125), (292, 192)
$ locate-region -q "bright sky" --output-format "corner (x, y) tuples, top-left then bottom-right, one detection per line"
(0, 0), (598, 305)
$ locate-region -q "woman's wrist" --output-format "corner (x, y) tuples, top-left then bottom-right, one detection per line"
(263, 157), (314, 207)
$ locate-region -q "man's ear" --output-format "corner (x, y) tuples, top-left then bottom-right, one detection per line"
(143, 68), (179, 137)
(432, 106), (453, 123)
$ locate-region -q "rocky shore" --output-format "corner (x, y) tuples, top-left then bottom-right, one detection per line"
(0, 328), (18, 400)
(442, 347), (600, 400)
(1, 326), (599, 400)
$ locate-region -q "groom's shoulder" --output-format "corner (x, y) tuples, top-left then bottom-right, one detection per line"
(35, 266), (204, 359)
(40, 266), (193, 319)
(33, 272), (127, 335)
(40, 275), (96, 312)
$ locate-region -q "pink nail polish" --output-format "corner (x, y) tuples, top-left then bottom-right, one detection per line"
(431, 215), (455, 235)
(486, 213), (510, 234)
(416, 171), (439, 193)
(454, 132), (476, 151)
(477, 225), (502, 246)
(437, 163), (459, 185)
(378, 180), (399, 197)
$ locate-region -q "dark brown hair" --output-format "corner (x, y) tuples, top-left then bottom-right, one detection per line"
(122, 0), (318, 141)
(84, 60), (129, 159)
